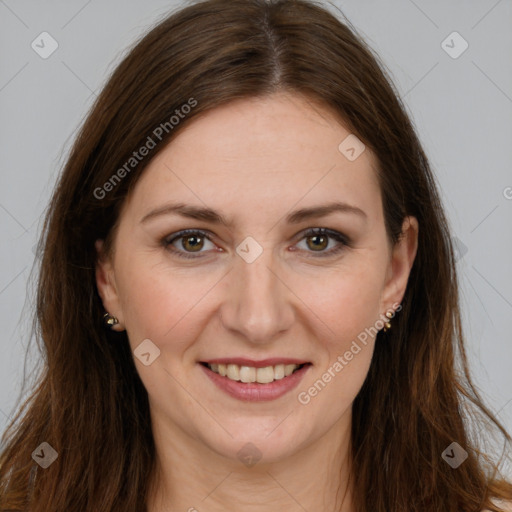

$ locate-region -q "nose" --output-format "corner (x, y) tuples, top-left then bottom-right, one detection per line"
(219, 247), (295, 345)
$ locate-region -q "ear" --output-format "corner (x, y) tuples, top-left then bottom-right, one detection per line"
(95, 239), (125, 331)
(380, 216), (418, 311)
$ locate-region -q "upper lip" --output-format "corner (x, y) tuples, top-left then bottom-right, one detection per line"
(201, 358), (310, 368)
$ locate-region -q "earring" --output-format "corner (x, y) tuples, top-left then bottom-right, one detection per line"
(103, 312), (119, 328)
(383, 311), (393, 332)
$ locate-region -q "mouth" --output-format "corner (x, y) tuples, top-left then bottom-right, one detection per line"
(200, 361), (309, 384)
(199, 359), (312, 402)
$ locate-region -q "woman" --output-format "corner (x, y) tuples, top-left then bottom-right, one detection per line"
(1, 0), (511, 510)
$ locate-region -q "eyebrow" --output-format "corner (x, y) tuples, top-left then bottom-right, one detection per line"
(140, 201), (367, 226)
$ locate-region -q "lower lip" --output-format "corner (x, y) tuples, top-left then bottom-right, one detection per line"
(199, 363), (311, 402)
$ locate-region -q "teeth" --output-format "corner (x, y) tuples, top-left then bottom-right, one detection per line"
(284, 364), (297, 377)
(240, 366), (256, 383)
(207, 362), (303, 383)
(256, 366), (274, 383)
(274, 364), (285, 380)
(227, 364), (240, 381)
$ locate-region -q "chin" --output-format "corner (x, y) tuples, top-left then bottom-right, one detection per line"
(198, 419), (312, 467)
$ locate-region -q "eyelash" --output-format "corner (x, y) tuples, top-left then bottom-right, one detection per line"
(163, 228), (350, 260)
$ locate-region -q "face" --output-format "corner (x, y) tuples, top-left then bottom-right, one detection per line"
(96, 92), (417, 465)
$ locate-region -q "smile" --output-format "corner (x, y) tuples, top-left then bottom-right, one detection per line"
(204, 362), (305, 384)
(199, 359), (312, 402)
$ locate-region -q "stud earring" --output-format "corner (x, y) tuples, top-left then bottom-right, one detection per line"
(103, 312), (119, 328)
(383, 311), (394, 332)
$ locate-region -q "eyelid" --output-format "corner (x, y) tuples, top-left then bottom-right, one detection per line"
(164, 228), (217, 259)
(295, 227), (350, 257)
(163, 227), (350, 259)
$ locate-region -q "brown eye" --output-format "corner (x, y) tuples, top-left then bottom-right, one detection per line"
(295, 228), (350, 257)
(306, 234), (329, 251)
(181, 234), (204, 252)
(164, 229), (216, 259)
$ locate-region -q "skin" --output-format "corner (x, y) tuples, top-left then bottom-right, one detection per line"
(95, 92), (418, 512)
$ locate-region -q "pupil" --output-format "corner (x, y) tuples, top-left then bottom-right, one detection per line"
(309, 235), (327, 251)
(184, 235), (202, 251)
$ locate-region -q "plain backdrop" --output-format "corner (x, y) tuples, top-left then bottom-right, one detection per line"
(1, 0), (511, 472)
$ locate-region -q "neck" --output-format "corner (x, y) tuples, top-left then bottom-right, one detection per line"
(147, 410), (355, 512)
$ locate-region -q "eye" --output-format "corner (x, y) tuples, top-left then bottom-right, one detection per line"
(295, 227), (350, 257)
(163, 229), (217, 259)
(163, 227), (350, 260)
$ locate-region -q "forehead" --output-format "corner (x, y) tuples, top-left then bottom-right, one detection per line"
(122, 92), (381, 224)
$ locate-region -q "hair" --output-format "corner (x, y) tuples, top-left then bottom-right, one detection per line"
(1, 0), (511, 510)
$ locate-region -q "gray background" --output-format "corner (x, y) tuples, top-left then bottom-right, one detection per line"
(1, 0), (511, 472)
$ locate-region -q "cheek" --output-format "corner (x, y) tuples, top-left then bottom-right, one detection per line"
(292, 259), (386, 348)
(115, 257), (219, 353)
(115, 240), (387, 358)
(294, 270), (381, 420)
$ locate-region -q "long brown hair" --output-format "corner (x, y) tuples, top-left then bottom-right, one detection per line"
(1, 0), (511, 510)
